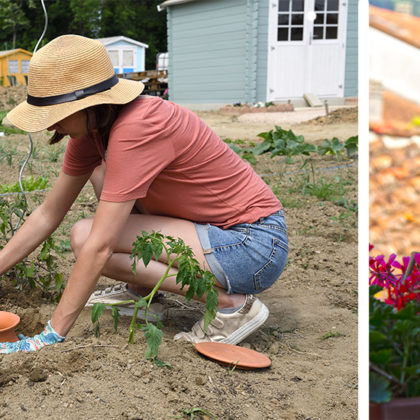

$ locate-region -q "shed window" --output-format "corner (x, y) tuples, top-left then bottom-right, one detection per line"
(108, 50), (119, 67)
(21, 60), (30, 73)
(313, 0), (339, 40)
(8, 60), (18, 73)
(277, 0), (304, 42)
(122, 50), (134, 67)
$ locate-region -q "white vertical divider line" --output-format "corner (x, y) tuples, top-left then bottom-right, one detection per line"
(358, 0), (370, 418)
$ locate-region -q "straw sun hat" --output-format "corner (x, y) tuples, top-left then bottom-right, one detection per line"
(7, 34), (144, 133)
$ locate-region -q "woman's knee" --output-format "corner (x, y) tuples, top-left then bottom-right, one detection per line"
(70, 218), (93, 257)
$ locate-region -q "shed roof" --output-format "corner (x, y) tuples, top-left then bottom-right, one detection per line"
(0, 48), (33, 58)
(96, 36), (148, 49)
(157, 0), (198, 11)
(369, 5), (420, 49)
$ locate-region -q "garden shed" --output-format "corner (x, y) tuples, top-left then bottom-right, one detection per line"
(0, 49), (32, 87)
(97, 36), (149, 75)
(158, 0), (358, 107)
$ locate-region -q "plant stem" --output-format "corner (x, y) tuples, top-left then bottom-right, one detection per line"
(400, 252), (417, 287)
(128, 252), (180, 343)
(400, 338), (410, 385)
(370, 362), (404, 387)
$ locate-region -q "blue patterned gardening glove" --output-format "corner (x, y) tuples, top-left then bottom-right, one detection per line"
(0, 321), (65, 354)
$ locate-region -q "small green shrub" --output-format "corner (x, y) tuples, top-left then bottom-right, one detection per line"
(0, 110), (25, 135)
(344, 135), (358, 158)
(0, 176), (48, 193)
(254, 126), (317, 161)
(317, 137), (345, 159)
(0, 192), (64, 299)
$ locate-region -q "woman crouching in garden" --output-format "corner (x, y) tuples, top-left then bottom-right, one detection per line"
(0, 35), (288, 354)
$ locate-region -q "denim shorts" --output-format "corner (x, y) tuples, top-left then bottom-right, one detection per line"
(194, 210), (289, 295)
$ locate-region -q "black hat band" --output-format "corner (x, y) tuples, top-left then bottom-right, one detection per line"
(27, 74), (119, 106)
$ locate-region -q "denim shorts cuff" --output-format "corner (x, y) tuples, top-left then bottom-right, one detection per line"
(194, 223), (233, 294)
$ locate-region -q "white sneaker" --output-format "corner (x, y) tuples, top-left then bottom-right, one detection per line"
(174, 295), (269, 345)
(86, 283), (166, 322)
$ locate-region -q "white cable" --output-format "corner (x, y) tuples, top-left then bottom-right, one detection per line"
(14, 0), (48, 233)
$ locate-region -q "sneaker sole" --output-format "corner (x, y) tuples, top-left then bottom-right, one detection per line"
(220, 302), (269, 345)
(118, 306), (166, 322)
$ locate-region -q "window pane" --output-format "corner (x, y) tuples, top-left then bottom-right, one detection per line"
(292, 0), (304, 12)
(291, 13), (303, 25)
(291, 27), (303, 41)
(8, 60), (18, 73)
(314, 13), (324, 24)
(326, 26), (338, 39)
(313, 26), (324, 39)
(122, 50), (133, 66)
(326, 13), (338, 24)
(277, 27), (289, 41)
(21, 60), (30, 73)
(327, 0), (339, 11)
(315, 0), (325, 11)
(108, 50), (119, 66)
(278, 0), (290, 12)
(278, 14), (289, 25)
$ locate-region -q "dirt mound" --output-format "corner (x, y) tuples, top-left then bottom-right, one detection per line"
(308, 106), (358, 125)
(0, 85), (27, 111)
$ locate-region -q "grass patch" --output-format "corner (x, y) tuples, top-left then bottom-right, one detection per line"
(0, 110), (25, 135)
(319, 331), (345, 340)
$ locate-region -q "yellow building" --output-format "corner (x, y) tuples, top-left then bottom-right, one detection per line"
(0, 49), (33, 87)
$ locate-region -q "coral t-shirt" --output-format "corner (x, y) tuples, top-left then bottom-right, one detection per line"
(62, 96), (281, 228)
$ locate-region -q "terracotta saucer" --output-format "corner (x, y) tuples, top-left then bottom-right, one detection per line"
(194, 342), (271, 370)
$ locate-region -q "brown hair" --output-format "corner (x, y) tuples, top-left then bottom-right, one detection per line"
(49, 103), (124, 147)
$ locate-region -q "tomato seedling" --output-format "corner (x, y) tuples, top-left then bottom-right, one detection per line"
(92, 231), (218, 361)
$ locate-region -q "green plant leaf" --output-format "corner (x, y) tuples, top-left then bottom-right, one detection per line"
(369, 372), (392, 403)
(91, 302), (106, 323)
(95, 322), (100, 338)
(111, 306), (120, 332)
(203, 288), (218, 331)
(143, 323), (162, 360)
(153, 357), (172, 369)
(135, 297), (148, 310)
(369, 330), (387, 343)
(195, 274), (208, 300)
(345, 135), (358, 157)
(370, 349), (393, 365)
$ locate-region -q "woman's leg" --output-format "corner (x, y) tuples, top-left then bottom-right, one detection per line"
(71, 215), (246, 309)
(84, 164), (268, 345)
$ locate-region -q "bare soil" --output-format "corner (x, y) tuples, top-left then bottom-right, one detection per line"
(0, 91), (358, 420)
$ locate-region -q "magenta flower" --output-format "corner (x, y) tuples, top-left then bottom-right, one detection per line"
(370, 244), (420, 310)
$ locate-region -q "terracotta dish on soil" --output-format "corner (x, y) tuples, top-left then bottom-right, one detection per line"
(0, 311), (20, 342)
(195, 342), (271, 370)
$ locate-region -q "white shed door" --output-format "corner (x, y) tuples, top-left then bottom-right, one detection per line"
(267, 0), (348, 101)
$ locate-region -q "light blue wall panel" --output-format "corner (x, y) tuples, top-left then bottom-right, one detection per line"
(344, 0), (358, 97)
(167, 0), (249, 104)
(256, 1), (269, 102)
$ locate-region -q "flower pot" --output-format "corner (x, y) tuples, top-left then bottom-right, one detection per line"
(0, 311), (20, 342)
(370, 397), (420, 420)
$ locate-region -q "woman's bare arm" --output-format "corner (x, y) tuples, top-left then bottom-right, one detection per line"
(50, 198), (135, 336)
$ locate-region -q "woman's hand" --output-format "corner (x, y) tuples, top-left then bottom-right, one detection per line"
(0, 321), (65, 354)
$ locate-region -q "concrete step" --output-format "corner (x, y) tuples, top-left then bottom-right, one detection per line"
(304, 93), (323, 107)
